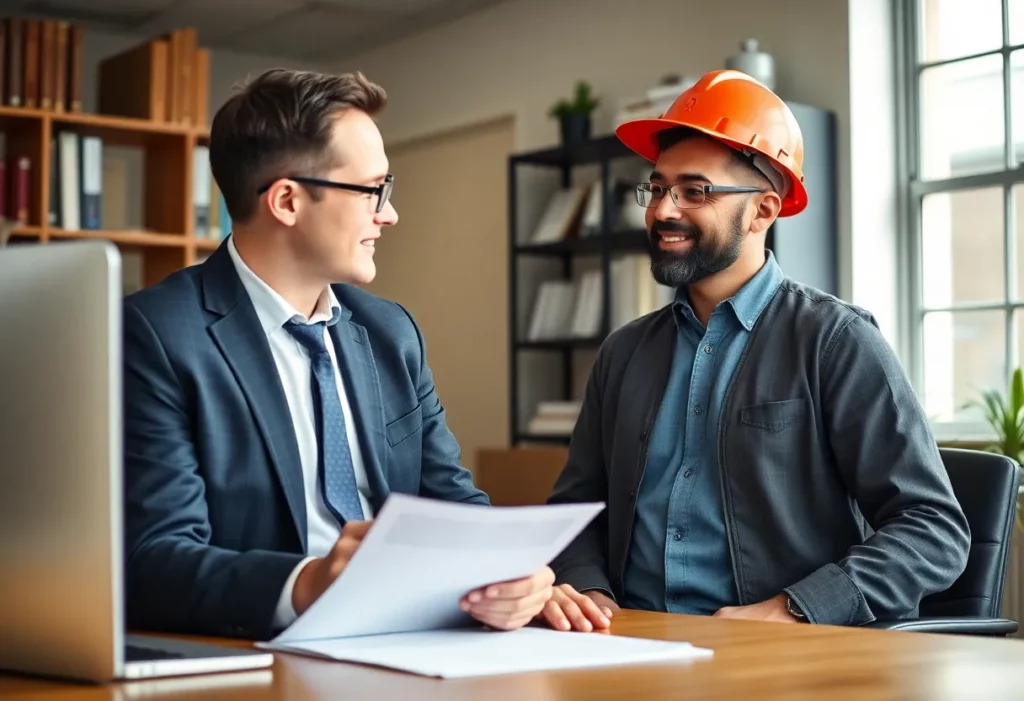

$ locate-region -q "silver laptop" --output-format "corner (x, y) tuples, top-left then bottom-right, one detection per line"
(0, 241), (274, 683)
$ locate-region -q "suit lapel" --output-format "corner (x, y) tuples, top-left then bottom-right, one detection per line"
(201, 245), (308, 550)
(328, 317), (389, 514)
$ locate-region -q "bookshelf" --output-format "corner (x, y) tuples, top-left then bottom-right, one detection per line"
(0, 19), (223, 291)
(1, 103), (213, 288)
(508, 133), (658, 446)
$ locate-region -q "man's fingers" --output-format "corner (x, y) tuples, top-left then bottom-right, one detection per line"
(468, 571), (547, 603)
(555, 595), (593, 632)
(542, 600), (572, 631)
(568, 590), (610, 628)
(342, 520), (373, 539)
(467, 598), (529, 615)
(583, 590), (621, 614)
(469, 593), (548, 632)
(333, 520), (373, 558)
(467, 585), (552, 616)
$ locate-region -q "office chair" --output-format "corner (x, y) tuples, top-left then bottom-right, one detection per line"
(867, 447), (1021, 636)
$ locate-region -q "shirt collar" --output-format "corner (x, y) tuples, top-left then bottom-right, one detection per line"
(226, 235), (342, 337)
(673, 249), (784, 332)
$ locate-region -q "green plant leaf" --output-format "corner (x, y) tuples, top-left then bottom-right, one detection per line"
(969, 368), (1024, 464)
(548, 81), (599, 119)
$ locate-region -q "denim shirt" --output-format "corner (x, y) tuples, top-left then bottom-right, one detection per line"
(622, 251), (784, 614)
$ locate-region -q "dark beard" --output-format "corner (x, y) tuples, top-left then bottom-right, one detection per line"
(646, 209), (745, 288)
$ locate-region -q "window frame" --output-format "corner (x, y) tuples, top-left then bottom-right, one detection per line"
(896, 0), (1024, 440)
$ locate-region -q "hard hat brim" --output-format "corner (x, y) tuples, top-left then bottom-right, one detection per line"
(616, 117), (808, 218)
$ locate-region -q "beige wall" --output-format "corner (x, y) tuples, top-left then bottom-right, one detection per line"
(336, 0), (853, 295)
(367, 117), (515, 470)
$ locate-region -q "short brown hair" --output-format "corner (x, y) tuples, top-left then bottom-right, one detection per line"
(209, 68), (387, 223)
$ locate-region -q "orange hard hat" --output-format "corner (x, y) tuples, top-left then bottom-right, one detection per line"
(616, 69), (807, 217)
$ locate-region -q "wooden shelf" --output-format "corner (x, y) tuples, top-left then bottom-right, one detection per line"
(195, 237), (223, 251)
(49, 229), (187, 247)
(0, 105), (48, 118)
(7, 225), (44, 238)
(0, 105), (206, 138)
(53, 111), (192, 135)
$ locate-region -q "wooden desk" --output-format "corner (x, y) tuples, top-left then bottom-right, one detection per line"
(3, 610), (1024, 700)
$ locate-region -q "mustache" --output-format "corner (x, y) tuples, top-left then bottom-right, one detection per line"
(650, 220), (701, 239)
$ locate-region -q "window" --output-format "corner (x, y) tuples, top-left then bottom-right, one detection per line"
(900, 0), (1024, 436)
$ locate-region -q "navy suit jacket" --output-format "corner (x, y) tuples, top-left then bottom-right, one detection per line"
(122, 241), (488, 640)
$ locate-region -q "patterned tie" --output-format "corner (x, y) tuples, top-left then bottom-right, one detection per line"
(284, 314), (365, 525)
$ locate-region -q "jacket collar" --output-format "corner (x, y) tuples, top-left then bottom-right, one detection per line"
(673, 249), (784, 332)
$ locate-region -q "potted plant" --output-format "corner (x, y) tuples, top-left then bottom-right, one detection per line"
(967, 367), (1024, 532)
(548, 81), (599, 146)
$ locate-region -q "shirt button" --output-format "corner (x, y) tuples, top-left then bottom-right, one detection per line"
(684, 468), (694, 478)
(673, 531), (683, 541)
(703, 344), (713, 354)
(694, 406), (702, 414)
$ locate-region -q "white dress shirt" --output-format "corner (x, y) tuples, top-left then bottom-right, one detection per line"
(226, 237), (375, 630)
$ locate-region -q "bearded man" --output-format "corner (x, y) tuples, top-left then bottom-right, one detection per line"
(532, 70), (969, 633)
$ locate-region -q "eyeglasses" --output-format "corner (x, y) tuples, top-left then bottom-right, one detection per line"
(257, 173), (394, 213)
(635, 182), (765, 210)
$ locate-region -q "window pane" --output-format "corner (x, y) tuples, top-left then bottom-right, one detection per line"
(1012, 0), (1024, 46)
(922, 188), (1006, 307)
(1016, 185), (1024, 302)
(1017, 309), (1024, 386)
(922, 310), (1006, 421)
(920, 0), (1003, 63)
(1014, 50), (1024, 167)
(920, 56), (1005, 179)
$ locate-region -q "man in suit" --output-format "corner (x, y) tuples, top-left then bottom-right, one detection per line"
(536, 70), (970, 632)
(123, 68), (554, 641)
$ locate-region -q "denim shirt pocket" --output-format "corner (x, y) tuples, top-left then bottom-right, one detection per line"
(739, 398), (808, 433)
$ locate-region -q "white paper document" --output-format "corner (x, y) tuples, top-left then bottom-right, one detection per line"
(267, 627), (712, 679)
(257, 494), (714, 677)
(269, 493), (605, 644)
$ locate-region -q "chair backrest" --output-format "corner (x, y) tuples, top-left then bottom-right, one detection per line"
(920, 448), (1021, 618)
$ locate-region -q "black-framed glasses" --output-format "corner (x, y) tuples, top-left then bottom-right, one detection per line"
(636, 182), (764, 210)
(257, 173), (394, 213)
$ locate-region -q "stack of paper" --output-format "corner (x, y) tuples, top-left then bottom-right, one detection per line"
(269, 627), (711, 679)
(257, 494), (713, 678)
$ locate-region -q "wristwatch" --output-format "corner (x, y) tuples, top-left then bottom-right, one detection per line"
(785, 595), (808, 622)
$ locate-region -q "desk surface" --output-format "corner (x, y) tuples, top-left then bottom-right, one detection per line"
(2, 610), (1024, 700)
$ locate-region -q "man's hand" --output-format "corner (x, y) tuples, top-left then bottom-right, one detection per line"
(460, 566), (556, 631)
(292, 521), (373, 616)
(540, 584), (619, 632)
(713, 593), (801, 623)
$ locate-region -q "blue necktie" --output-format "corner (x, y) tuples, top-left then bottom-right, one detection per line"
(285, 315), (365, 525)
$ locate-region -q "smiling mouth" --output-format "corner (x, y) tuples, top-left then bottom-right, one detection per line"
(659, 234), (694, 243)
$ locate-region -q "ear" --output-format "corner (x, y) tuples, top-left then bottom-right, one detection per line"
(748, 191), (782, 235)
(265, 180), (301, 227)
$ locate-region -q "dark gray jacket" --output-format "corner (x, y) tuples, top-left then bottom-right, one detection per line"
(548, 278), (971, 626)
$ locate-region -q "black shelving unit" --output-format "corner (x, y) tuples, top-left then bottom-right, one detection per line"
(507, 134), (647, 446)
